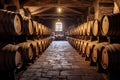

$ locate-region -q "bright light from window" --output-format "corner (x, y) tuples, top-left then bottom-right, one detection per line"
(55, 21), (62, 31)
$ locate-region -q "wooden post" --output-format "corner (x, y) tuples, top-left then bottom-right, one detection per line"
(94, 0), (114, 20)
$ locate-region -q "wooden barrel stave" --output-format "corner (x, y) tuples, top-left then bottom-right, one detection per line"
(101, 13), (120, 36)
(101, 44), (120, 73)
(92, 19), (101, 36)
(17, 42), (34, 64)
(0, 44), (23, 71)
(0, 10), (22, 36)
(87, 21), (93, 36)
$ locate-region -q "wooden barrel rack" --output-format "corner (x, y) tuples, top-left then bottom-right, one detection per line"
(0, 9), (53, 80)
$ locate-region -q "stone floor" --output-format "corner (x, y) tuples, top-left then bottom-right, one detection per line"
(19, 41), (106, 80)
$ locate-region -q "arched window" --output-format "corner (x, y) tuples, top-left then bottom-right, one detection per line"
(55, 21), (62, 31)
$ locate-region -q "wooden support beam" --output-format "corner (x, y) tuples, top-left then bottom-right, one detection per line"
(63, 7), (82, 14)
(99, 2), (114, 7)
(35, 13), (81, 16)
(31, 7), (52, 15)
(24, 2), (91, 7)
(39, 17), (74, 20)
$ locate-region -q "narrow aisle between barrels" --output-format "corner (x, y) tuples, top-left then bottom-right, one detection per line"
(19, 41), (105, 80)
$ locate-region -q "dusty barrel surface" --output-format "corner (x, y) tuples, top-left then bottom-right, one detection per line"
(39, 24), (43, 36)
(22, 18), (34, 35)
(83, 23), (87, 36)
(0, 10), (22, 36)
(101, 13), (120, 36)
(17, 42), (34, 63)
(101, 44), (120, 72)
(37, 40), (43, 54)
(76, 40), (81, 51)
(33, 21), (39, 35)
(41, 39), (46, 52)
(80, 25), (83, 36)
(92, 42), (109, 64)
(27, 40), (40, 58)
(85, 41), (98, 63)
(92, 19), (101, 36)
(87, 21), (94, 36)
(80, 40), (85, 53)
(0, 44), (23, 71)
(82, 40), (90, 57)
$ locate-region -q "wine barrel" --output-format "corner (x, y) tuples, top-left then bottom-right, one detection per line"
(19, 8), (31, 17)
(22, 18), (34, 35)
(82, 40), (90, 57)
(74, 39), (78, 49)
(0, 10), (22, 36)
(80, 40), (84, 53)
(33, 21), (39, 35)
(80, 25), (83, 36)
(83, 23), (87, 36)
(101, 44), (120, 72)
(39, 23), (42, 36)
(41, 40), (46, 52)
(76, 40), (81, 51)
(27, 40), (40, 59)
(37, 40), (43, 54)
(85, 41), (98, 61)
(42, 25), (46, 36)
(91, 42), (109, 72)
(0, 44), (23, 71)
(17, 42), (34, 63)
(101, 13), (120, 36)
(78, 40), (82, 52)
(92, 19), (101, 36)
(46, 38), (50, 48)
(92, 42), (109, 64)
(87, 21), (94, 36)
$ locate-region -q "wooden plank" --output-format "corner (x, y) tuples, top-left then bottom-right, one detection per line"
(35, 13), (81, 16)
(31, 7), (52, 15)
(63, 7), (82, 14)
(39, 17), (75, 20)
(24, 3), (91, 7)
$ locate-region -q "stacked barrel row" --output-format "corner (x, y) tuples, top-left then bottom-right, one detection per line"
(0, 9), (52, 37)
(0, 37), (53, 78)
(0, 9), (53, 79)
(68, 13), (120, 79)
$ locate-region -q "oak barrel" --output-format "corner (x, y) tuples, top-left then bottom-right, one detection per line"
(17, 42), (34, 63)
(0, 44), (23, 71)
(33, 21), (39, 35)
(101, 44), (120, 72)
(0, 10), (22, 36)
(87, 21), (94, 36)
(92, 19), (101, 36)
(22, 18), (34, 35)
(101, 13), (120, 36)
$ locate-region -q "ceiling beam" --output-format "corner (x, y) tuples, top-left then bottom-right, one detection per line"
(63, 7), (82, 14)
(35, 13), (81, 16)
(39, 17), (75, 20)
(31, 7), (52, 15)
(30, 7), (42, 13)
(24, 3), (91, 7)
